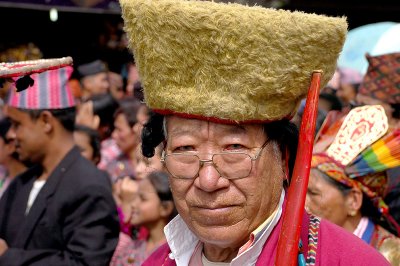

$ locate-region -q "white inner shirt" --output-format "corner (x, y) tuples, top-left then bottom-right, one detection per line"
(25, 180), (46, 215)
(164, 190), (285, 266)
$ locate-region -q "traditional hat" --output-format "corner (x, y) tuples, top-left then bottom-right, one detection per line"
(120, 0), (347, 123)
(0, 57), (76, 110)
(312, 105), (400, 214)
(358, 52), (400, 105)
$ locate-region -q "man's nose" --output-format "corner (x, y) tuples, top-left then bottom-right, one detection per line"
(194, 159), (229, 192)
(6, 127), (16, 140)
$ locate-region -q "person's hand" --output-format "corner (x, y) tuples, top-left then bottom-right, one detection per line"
(0, 238), (8, 256)
(75, 101), (100, 130)
(115, 177), (139, 223)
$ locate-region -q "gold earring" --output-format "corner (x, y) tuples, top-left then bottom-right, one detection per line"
(349, 210), (356, 217)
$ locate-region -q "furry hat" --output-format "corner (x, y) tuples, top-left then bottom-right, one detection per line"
(120, 0), (347, 123)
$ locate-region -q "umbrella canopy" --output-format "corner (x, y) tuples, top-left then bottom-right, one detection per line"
(338, 22), (399, 74)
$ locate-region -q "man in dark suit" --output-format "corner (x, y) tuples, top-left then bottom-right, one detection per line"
(0, 58), (119, 265)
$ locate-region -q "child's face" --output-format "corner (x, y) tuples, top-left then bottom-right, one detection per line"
(130, 179), (163, 226)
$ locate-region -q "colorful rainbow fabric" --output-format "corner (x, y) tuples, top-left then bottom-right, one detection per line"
(346, 130), (400, 178)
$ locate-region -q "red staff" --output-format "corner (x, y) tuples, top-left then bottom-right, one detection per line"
(275, 71), (322, 266)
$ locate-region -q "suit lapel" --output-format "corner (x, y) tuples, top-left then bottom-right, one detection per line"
(0, 170), (35, 245)
(15, 147), (80, 248)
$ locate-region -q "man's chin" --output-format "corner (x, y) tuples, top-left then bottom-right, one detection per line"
(19, 155), (34, 167)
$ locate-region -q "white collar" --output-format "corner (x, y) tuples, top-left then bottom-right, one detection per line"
(164, 190), (285, 266)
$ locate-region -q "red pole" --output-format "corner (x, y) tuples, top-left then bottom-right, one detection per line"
(275, 71), (322, 266)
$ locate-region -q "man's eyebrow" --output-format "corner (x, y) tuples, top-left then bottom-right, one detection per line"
(223, 125), (247, 135)
(168, 124), (248, 137)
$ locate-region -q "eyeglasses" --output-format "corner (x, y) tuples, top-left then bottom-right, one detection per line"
(161, 141), (269, 180)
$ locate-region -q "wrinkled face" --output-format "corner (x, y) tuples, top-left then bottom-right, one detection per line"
(73, 131), (95, 163)
(134, 146), (163, 180)
(6, 107), (46, 164)
(165, 116), (283, 249)
(112, 113), (138, 154)
(130, 179), (162, 226)
(306, 169), (349, 227)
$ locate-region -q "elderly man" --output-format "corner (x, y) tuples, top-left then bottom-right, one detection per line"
(120, 0), (391, 265)
(0, 58), (119, 265)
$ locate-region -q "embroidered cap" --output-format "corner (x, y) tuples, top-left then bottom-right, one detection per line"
(358, 52), (400, 104)
(0, 57), (76, 110)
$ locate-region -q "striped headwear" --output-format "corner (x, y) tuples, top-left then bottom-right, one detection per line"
(0, 57), (75, 110)
(7, 66), (75, 109)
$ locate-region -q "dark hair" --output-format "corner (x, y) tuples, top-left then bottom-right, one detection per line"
(263, 120), (299, 179)
(319, 93), (343, 111)
(147, 171), (177, 221)
(114, 97), (143, 127)
(74, 124), (101, 164)
(24, 107), (76, 132)
(141, 112), (299, 178)
(133, 82), (144, 102)
(141, 111), (165, 158)
(390, 103), (400, 119)
(317, 169), (352, 196)
(86, 93), (119, 138)
(0, 118), (12, 143)
(0, 117), (19, 160)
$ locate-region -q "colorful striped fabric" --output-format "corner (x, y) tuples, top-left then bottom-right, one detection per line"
(311, 106), (400, 217)
(306, 215), (320, 266)
(7, 66), (75, 109)
(346, 130), (400, 178)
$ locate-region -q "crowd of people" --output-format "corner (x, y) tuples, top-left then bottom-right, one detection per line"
(0, 0), (399, 265)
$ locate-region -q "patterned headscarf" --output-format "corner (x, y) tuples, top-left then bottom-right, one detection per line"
(312, 105), (400, 215)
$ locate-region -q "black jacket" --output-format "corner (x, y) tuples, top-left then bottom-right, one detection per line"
(0, 147), (119, 266)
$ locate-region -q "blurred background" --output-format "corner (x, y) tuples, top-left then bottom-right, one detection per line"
(1, 0), (399, 69)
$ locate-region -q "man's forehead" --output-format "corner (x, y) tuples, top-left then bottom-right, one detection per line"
(166, 116), (261, 138)
(4, 106), (23, 119)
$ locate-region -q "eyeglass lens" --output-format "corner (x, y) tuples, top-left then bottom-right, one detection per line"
(164, 153), (253, 179)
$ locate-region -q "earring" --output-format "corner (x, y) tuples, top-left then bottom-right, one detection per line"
(349, 210), (356, 217)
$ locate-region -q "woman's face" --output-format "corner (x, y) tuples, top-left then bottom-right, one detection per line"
(306, 169), (350, 227)
(134, 146), (163, 180)
(130, 179), (163, 226)
(112, 113), (139, 154)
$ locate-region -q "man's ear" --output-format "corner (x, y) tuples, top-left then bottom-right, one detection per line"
(81, 76), (92, 90)
(281, 145), (290, 184)
(39, 111), (54, 133)
(160, 201), (174, 219)
(345, 188), (363, 217)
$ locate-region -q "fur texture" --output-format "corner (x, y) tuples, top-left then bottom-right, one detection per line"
(120, 0), (348, 122)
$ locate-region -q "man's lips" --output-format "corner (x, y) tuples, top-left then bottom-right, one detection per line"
(192, 204), (237, 210)
(189, 205), (242, 226)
